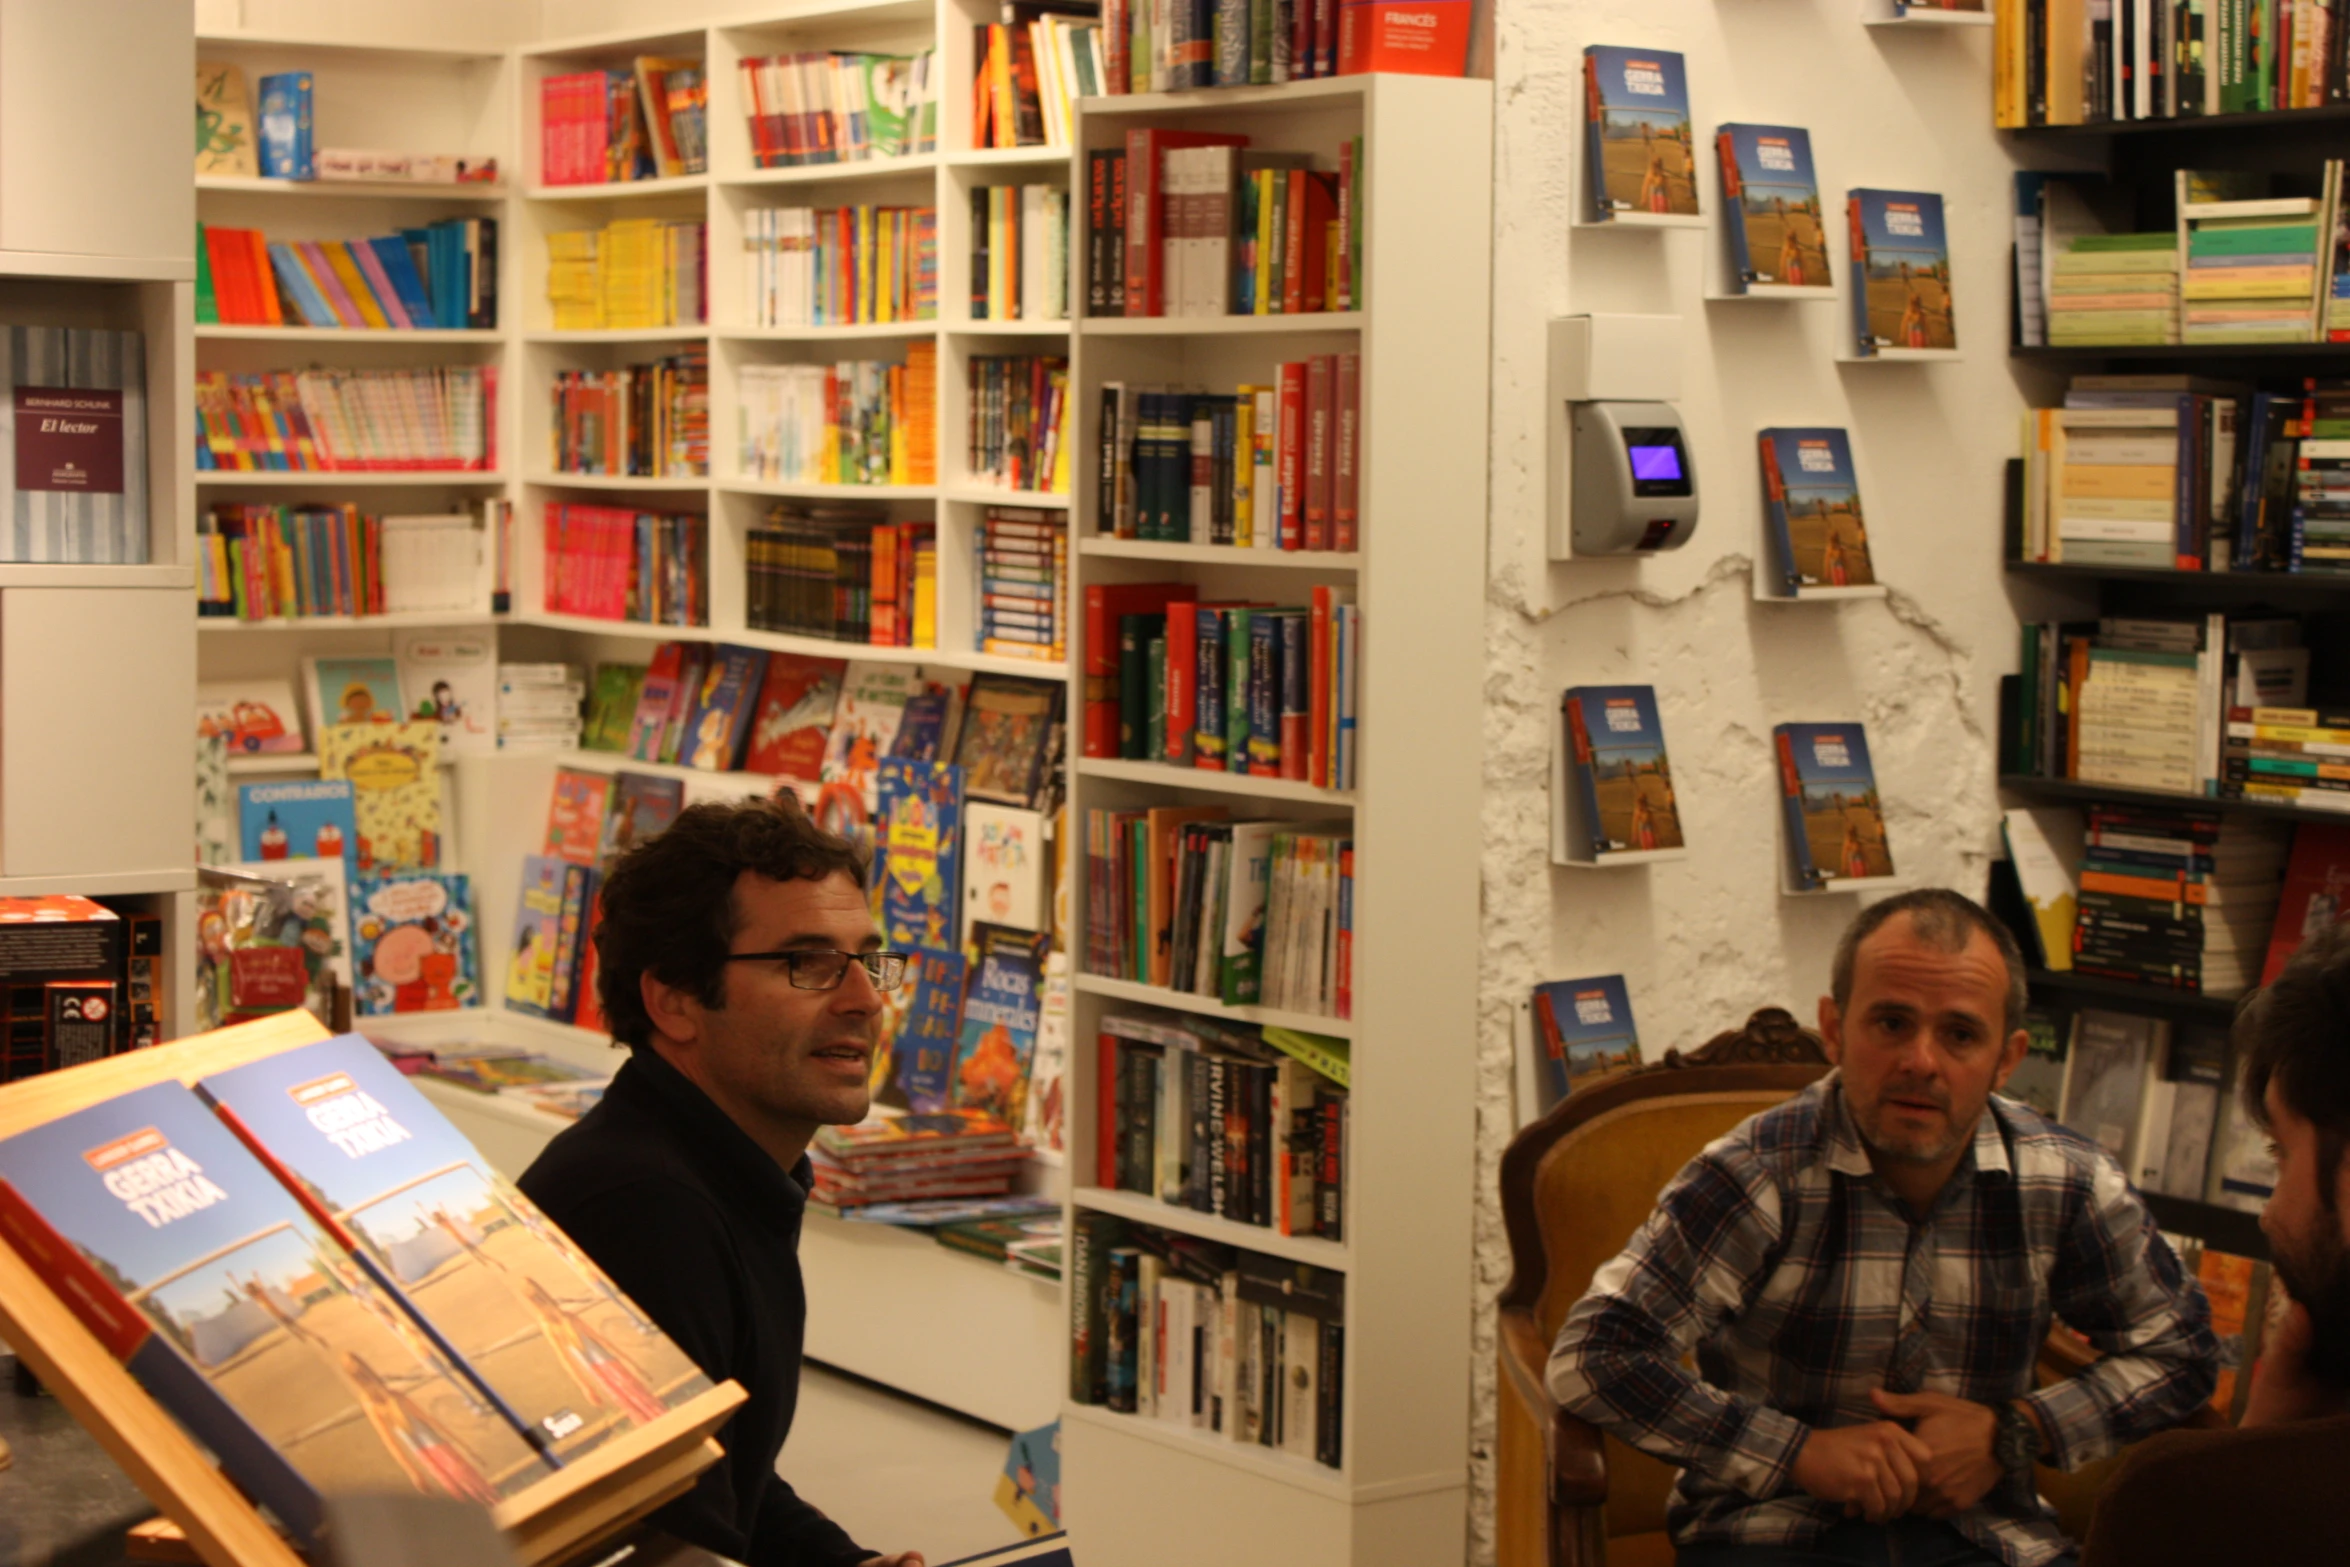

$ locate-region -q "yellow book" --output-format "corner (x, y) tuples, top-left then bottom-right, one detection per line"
(2060, 463), (2174, 500)
(1232, 388), (1260, 544)
(1254, 170), (1276, 314)
(1325, 222), (1341, 311)
(322, 243), (390, 328)
(2181, 269), (2319, 299)
(913, 539), (937, 647)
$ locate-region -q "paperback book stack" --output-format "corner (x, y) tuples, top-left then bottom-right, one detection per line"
(737, 345), (938, 487)
(742, 205), (938, 327)
(498, 663), (584, 753)
(2226, 705), (2350, 814)
(2013, 375), (2242, 568)
(546, 217), (706, 330)
(969, 185), (1069, 321)
(2292, 423), (2350, 573)
(968, 355), (1070, 492)
(738, 50), (938, 168)
(2046, 234), (2179, 346)
(977, 507), (1064, 662)
(745, 506), (935, 647)
(808, 1109), (1026, 1212)
(2071, 804), (2289, 995)
(2180, 176), (2334, 345)
(550, 350), (710, 477)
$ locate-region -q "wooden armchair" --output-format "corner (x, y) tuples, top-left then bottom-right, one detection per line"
(1494, 1007), (2223, 1567)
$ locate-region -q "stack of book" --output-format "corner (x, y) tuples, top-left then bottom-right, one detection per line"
(2181, 183), (2330, 345)
(1098, 358), (1359, 547)
(198, 505), (484, 622)
(969, 185), (1069, 321)
(737, 346), (938, 487)
(549, 349), (709, 478)
(498, 663), (584, 754)
(540, 58), (709, 185)
(967, 354), (1070, 493)
(2071, 805), (2289, 995)
(973, 15), (1101, 148)
(977, 507), (1064, 663)
(2045, 233), (2179, 346)
(546, 218), (705, 330)
(745, 506), (936, 647)
(199, 220), (494, 330)
(542, 504), (708, 626)
(808, 1109), (1026, 1212)
(742, 205), (938, 327)
(195, 367), (497, 472)
(1095, 1008), (1348, 1238)
(2226, 705), (2350, 814)
(738, 50), (938, 168)
(2013, 374), (2242, 568)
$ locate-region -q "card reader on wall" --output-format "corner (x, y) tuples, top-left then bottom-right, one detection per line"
(1546, 313), (1700, 557)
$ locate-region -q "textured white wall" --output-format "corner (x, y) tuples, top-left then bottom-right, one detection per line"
(1472, 7), (2040, 1559)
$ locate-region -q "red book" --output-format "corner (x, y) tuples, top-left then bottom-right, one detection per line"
(1097, 1031), (1120, 1186)
(1124, 129), (1248, 317)
(1164, 599), (1199, 765)
(2263, 822), (2350, 985)
(1311, 0), (1338, 77)
(1336, 140), (1354, 309)
(1304, 354), (1334, 550)
(741, 652), (848, 780)
(1291, 0), (1314, 80)
(1309, 585), (1334, 787)
(1104, 0), (1130, 94)
(1283, 171), (1336, 315)
(1083, 581), (1197, 757)
(1276, 360), (1307, 549)
(1335, 845), (1353, 1016)
(1334, 351), (1360, 551)
(202, 227), (253, 323)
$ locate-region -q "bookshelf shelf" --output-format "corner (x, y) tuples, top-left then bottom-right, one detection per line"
(728, 625), (1052, 676)
(945, 146), (1071, 170)
(1073, 1186), (1349, 1269)
(223, 753), (318, 774)
(946, 320), (1075, 337)
(522, 748), (774, 788)
(196, 471), (509, 488)
(523, 328), (710, 344)
(202, 610), (503, 633)
(714, 322), (938, 342)
(1077, 538), (1357, 568)
(1060, 1402), (1355, 1501)
(2011, 341), (2350, 361)
(1999, 772), (2348, 826)
(1073, 972), (1354, 1041)
(714, 478), (937, 501)
(1081, 312), (1365, 338)
(525, 174), (710, 201)
(2024, 967), (2241, 1025)
(0, 869), (198, 899)
(1077, 756), (1354, 806)
(1862, 6), (1997, 24)
(1081, 77), (1370, 118)
(721, 154), (938, 188)
(1836, 348), (1964, 364)
(194, 31), (507, 63)
(194, 176), (509, 202)
(2005, 560), (2350, 600)
(941, 485), (1071, 509)
(523, 470), (711, 491)
(2006, 102), (2350, 138)
(194, 325), (503, 344)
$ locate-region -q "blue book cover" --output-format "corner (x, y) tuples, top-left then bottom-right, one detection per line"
(954, 925), (1049, 1129)
(266, 242), (339, 327)
(1716, 125), (1830, 289)
(238, 779), (359, 880)
(1529, 975), (1641, 1113)
(196, 1035), (713, 1460)
(1195, 609), (1228, 768)
(546, 863), (598, 1023)
(0, 1081), (552, 1541)
(1758, 428), (1876, 593)
(256, 71), (315, 181)
(681, 644), (770, 772)
(877, 758), (964, 954)
(888, 689), (951, 762)
(367, 237), (437, 326)
(1774, 722), (1894, 889)
(351, 871), (477, 1015)
(504, 856), (564, 1017)
(1583, 47), (1698, 220)
(1561, 686), (1682, 856)
(1848, 189), (1955, 354)
(1248, 611), (1281, 775)
(894, 950), (968, 1113)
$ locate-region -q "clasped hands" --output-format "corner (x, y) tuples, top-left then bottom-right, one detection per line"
(1786, 1388), (2007, 1524)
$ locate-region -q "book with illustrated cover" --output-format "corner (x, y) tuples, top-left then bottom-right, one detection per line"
(304, 656), (404, 741)
(892, 950), (968, 1113)
(954, 925), (1050, 1130)
(199, 680), (306, 755)
(206, 858), (354, 1030)
(963, 803), (1049, 935)
(581, 664), (647, 753)
(2262, 822), (2350, 985)
(196, 1034), (714, 1461)
(1757, 428), (1875, 594)
(1716, 125), (1830, 291)
(679, 644), (770, 773)
(320, 720), (442, 872)
(876, 759), (964, 955)
(1560, 686), (1683, 859)
(955, 673), (1063, 809)
(352, 872), (475, 1015)
(1529, 975), (1640, 1115)
(237, 780), (358, 881)
(505, 857), (564, 1017)
(0, 1081), (553, 1543)
(543, 769), (611, 868)
(394, 632), (496, 759)
(1773, 722), (1894, 889)
(820, 662), (920, 819)
(195, 61), (259, 178)
(0, 327), (150, 564)
(740, 653), (846, 782)
(1847, 189), (1956, 355)
(2004, 1007), (2070, 1118)
(600, 772), (685, 869)
(1582, 47), (1698, 222)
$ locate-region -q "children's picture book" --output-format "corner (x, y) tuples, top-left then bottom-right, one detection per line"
(681, 644), (770, 773)
(1773, 722), (1895, 890)
(196, 1035), (715, 1458)
(877, 759), (964, 954)
(198, 734), (234, 864)
(955, 674), (1063, 809)
(506, 856), (565, 1016)
(1716, 125), (1830, 291)
(626, 643), (687, 762)
(0, 1081), (553, 1542)
(954, 925), (1050, 1130)
(195, 61), (259, 177)
(741, 653), (847, 781)
(890, 688), (955, 763)
(1582, 47), (1699, 222)
(320, 720), (443, 872)
(1529, 976), (1641, 1117)
(582, 663), (648, 753)
(236, 780), (358, 880)
(303, 656), (404, 741)
(351, 871), (476, 1015)
(209, 857), (354, 1026)
(544, 768), (612, 867)
(1560, 686), (1683, 859)
(601, 771), (685, 868)
(893, 950), (968, 1113)
(198, 680), (306, 754)
(1757, 428), (1876, 595)
(963, 803), (1049, 934)
(256, 70), (315, 182)
(1024, 955), (1068, 1154)
(994, 1420), (1061, 1536)
(820, 662), (920, 819)
(2263, 822), (2350, 984)
(1847, 189), (1956, 355)
(394, 631), (496, 758)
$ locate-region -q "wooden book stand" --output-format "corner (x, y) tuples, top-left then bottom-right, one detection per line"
(0, 1011), (745, 1567)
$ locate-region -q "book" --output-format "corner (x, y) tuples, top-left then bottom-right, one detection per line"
(891, 950), (968, 1112)
(956, 673), (1064, 809)
(601, 772), (684, 868)
(236, 780), (358, 882)
(1582, 47), (1698, 222)
(2004, 1008), (2069, 1117)
(543, 769), (612, 867)
(0, 326), (150, 564)
(2002, 806), (2085, 971)
(394, 632), (496, 758)
(1715, 125), (1830, 291)
(740, 653), (847, 781)
(1528, 975), (1640, 1116)
(319, 721), (442, 873)
(256, 72), (315, 181)
(195, 62), (259, 177)
(679, 644), (770, 773)
(877, 759), (964, 954)
(581, 664), (647, 753)
(199, 680), (306, 755)
(1559, 686), (1682, 858)
(350, 872), (476, 1015)
(1757, 428), (1875, 594)
(1847, 190), (1956, 355)
(1773, 722), (1894, 890)
(2261, 821), (2350, 984)
(964, 803), (1049, 934)
(304, 656), (405, 741)
(821, 661), (920, 818)
(506, 857), (566, 1017)
(2057, 1009), (2157, 1164)
(955, 925), (1051, 1129)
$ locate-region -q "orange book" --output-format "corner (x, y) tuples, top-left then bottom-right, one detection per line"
(2199, 1249), (2256, 1416)
(2078, 868), (2209, 904)
(243, 228), (283, 326)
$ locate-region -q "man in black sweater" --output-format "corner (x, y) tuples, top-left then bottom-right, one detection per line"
(520, 796), (919, 1567)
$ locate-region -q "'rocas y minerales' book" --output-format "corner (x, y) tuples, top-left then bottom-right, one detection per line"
(0, 1080), (553, 1544)
(1529, 975), (1641, 1116)
(1773, 722), (1895, 890)
(1847, 189), (1957, 356)
(1715, 126), (1832, 293)
(1560, 686), (1684, 859)
(1582, 47), (1699, 223)
(1757, 428), (1877, 595)
(196, 1034), (714, 1462)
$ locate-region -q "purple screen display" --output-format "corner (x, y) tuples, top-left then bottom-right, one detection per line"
(1628, 444), (1683, 482)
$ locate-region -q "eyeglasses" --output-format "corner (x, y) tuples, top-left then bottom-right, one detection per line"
(720, 948), (910, 992)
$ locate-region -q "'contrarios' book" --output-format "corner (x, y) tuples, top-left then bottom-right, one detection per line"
(1529, 975), (1640, 1117)
(1715, 126), (1831, 293)
(1581, 47), (1699, 223)
(1559, 686), (1683, 859)
(1773, 722), (1895, 890)
(1757, 427), (1876, 595)
(1847, 190), (1956, 356)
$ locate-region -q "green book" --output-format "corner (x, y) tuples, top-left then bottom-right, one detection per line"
(2069, 232), (2182, 252)
(2189, 224), (2319, 255)
(1348, 134), (1366, 308)
(1145, 633), (1168, 760)
(582, 663), (646, 752)
(1261, 1025), (1352, 1089)
(195, 224), (219, 325)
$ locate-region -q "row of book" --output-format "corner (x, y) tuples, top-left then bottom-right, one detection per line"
(970, 354), (1071, 495)
(547, 218), (707, 330)
(0, 895), (164, 1081)
(978, 507), (1066, 664)
(540, 58), (709, 185)
(195, 367), (497, 472)
(1991, 0), (2350, 124)
(507, 851), (605, 1026)
(1084, 133), (1363, 317)
(543, 503), (709, 626)
(1098, 0), (1387, 92)
(2229, 710), (2350, 814)
(197, 505), (489, 622)
(1096, 1008), (1348, 1238)
(738, 347), (939, 487)
(971, 184), (1070, 322)
(1097, 360), (1358, 548)
(974, 15), (1103, 151)
(500, 663), (585, 754)
(742, 205), (938, 328)
(549, 351), (710, 478)
(1086, 808), (1353, 1019)
(198, 220), (495, 331)
(741, 51), (939, 169)
(1069, 1214), (1344, 1468)
(746, 510), (937, 648)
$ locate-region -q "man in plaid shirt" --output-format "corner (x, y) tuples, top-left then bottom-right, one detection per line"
(1549, 889), (2219, 1567)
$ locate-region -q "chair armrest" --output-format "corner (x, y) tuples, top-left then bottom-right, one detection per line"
(1499, 1307), (1610, 1508)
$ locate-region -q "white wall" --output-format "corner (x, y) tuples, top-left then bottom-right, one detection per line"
(1473, 7), (2039, 1559)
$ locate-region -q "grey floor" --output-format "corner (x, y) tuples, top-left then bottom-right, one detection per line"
(781, 1365), (1034, 1567)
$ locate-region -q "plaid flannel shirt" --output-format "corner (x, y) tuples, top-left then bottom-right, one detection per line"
(1546, 1074), (2219, 1567)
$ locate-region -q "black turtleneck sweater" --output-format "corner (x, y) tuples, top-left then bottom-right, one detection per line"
(518, 1050), (869, 1567)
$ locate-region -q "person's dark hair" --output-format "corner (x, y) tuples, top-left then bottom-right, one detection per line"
(594, 793), (868, 1052)
(1829, 887), (2029, 1037)
(2239, 916), (2350, 1211)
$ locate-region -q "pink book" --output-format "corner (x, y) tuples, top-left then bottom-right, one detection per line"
(296, 243), (366, 328)
(348, 242), (413, 329)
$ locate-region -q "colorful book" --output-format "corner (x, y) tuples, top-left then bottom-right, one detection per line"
(543, 769), (612, 867)
(963, 803), (1049, 935)
(1716, 125), (1830, 291)
(582, 664), (648, 753)
(195, 62), (259, 178)
(351, 871), (476, 1015)
(820, 662), (921, 818)
(601, 772), (685, 869)
(1582, 47), (1698, 222)
(626, 644), (686, 761)
(256, 71), (315, 181)
(740, 653), (847, 782)
(954, 925), (1050, 1130)
(236, 780), (358, 881)
(506, 856), (566, 1016)
(1559, 686), (1683, 859)
(546, 863), (600, 1023)
(955, 673), (1063, 809)
(1529, 975), (1640, 1115)
(1757, 428), (1875, 594)
(395, 632), (497, 759)
(893, 950), (968, 1114)
(1847, 189), (1955, 355)
(319, 721), (442, 872)
(679, 644), (770, 773)
(304, 655), (404, 740)
(1773, 722), (1894, 890)
(877, 759), (965, 955)
(199, 680), (306, 755)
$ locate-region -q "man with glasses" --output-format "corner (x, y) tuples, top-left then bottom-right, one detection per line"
(522, 795), (920, 1567)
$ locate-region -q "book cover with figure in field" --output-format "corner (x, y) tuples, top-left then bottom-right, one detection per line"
(1774, 722), (1895, 890)
(1717, 125), (1831, 291)
(1582, 47), (1698, 222)
(1560, 686), (1683, 859)
(1848, 190), (1956, 354)
(1758, 428), (1875, 594)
